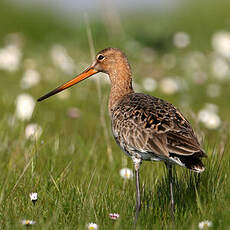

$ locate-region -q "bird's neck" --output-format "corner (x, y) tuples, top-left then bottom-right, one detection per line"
(108, 70), (134, 116)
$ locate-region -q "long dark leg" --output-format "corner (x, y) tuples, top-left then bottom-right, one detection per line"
(166, 163), (175, 221)
(132, 157), (142, 228)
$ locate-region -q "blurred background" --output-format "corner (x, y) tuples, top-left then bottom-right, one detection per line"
(0, 0), (230, 229)
(1, 0), (230, 141)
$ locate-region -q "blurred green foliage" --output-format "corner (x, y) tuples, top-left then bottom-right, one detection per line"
(0, 0), (230, 229)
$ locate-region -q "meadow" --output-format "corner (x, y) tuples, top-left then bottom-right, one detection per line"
(0, 0), (230, 229)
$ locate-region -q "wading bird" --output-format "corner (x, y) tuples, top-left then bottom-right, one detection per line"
(38, 48), (206, 225)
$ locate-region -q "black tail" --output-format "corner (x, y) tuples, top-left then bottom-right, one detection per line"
(170, 152), (206, 173)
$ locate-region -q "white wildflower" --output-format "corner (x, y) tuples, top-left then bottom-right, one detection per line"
(211, 56), (229, 80)
(21, 69), (40, 89)
(87, 223), (98, 230)
(0, 45), (22, 72)
(99, 72), (110, 84)
(159, 77), (180, 95)
(15, 94), (35, 121)
(91, 72), (110, 85)
(99, 76), (110, 85)
(25, 124), (42, 140)
(198, 104), (221, 129)
(212, 31), (230, 59)
(198, 220), (213, 229)
(29, 192), (38, 204)
(173, 32), (190, 48)
(142, 78), (157, 92)
(120, 168), (133, 179)
(204, 103), (219, 113)
(21, 220), (36, 226)
(109, 213), (120, 220)
(50, 44), (75, 74)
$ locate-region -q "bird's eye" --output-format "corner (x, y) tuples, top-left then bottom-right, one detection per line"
(97, 54), (105, 61)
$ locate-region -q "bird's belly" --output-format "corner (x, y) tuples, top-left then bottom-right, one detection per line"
(133, 150), (163, 162)
(120, 142), (163, 162)
(112, 128), (164, 162)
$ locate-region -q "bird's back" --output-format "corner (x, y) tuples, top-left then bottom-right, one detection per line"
(111, 93), (206, 172)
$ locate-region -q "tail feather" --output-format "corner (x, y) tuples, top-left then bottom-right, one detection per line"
(169, 152), (205, 173)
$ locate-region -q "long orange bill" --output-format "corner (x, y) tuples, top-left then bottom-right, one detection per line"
(37, 67), (98, 102)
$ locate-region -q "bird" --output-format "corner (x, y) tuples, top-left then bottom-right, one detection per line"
(38, 47), (206, 225)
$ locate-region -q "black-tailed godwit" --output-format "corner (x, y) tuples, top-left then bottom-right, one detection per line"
(38, 48), (206, 225)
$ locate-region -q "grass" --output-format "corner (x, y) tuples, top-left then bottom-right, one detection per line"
(0, 0), (230, 229)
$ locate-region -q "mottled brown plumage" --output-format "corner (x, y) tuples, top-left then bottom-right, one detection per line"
(95, 48), (206, 172)
(38, 47), (207, 225)
(111, 93), (206, 171)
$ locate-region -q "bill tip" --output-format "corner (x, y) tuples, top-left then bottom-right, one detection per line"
(37, 97), (44, 102)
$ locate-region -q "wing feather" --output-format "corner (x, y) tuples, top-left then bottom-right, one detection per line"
(112, 93), (206, 160)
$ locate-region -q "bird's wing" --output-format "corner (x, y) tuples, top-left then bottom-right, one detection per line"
(165, 111), (204, 156)
(112, 93), (205, 159)
(112, 115), (169, 157)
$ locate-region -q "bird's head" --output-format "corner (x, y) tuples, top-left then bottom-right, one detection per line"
(37, 47), (131, 102)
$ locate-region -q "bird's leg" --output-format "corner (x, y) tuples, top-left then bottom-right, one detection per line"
(166, 163), (175, 221)
(132, 157), (142, 228)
